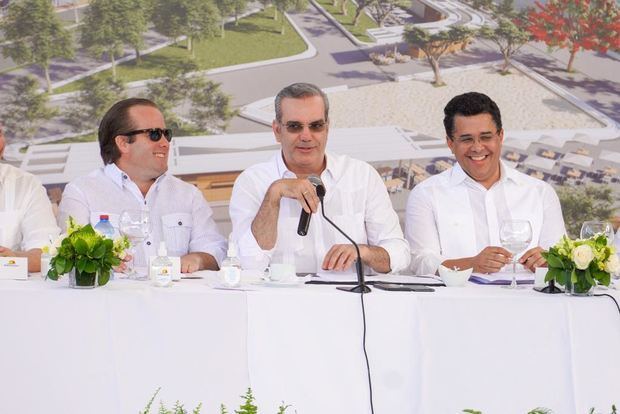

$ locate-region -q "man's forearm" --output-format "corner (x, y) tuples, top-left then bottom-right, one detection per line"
(251, 183), (282, 250)
(361, 245), (392, 274)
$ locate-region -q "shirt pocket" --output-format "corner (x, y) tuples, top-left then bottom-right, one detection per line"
(161, 213), (193, 257)
(328, 212), (366, 245)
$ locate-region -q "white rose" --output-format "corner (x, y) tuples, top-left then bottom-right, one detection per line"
(572, 244), (594, 270)
(605, 254), (620, 275)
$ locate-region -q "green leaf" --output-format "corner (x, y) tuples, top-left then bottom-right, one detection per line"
(77, 257), (87, 273)
(55, 256), (67, 274)
(74, 237), (89, 255)
(98, 269), (110, 286)
(84, 260), (97, 274)
(545, 253), (565, 269)
(91, 242), (106, 259)
(545, 267), (562, 283)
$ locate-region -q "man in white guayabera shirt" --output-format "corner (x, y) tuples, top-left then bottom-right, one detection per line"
(58, 98), (226, 273)
(405, 92), (566, 275)
(0, 124), (60, 272)
(229, 82), (410, 274)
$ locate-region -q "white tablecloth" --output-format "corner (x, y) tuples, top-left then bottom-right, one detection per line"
(1, 275), (619, 413)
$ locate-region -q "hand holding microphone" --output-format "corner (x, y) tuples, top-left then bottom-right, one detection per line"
(297, 175), (325, 236)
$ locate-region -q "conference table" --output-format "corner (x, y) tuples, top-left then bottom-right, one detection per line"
(1, 273), (619, 414)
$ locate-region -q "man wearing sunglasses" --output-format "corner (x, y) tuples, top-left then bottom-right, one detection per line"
(405, 92), (565, 275)
(230, 83), (410, 275)
(59, 98), (226, 274)
(0, 124), (60, 273)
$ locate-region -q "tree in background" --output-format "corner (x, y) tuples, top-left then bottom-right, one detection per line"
(146, 59), (235, 133)
(232, 0), (248, 25)
(352, 0), (375, 26)
(369, 0), (406, 28)
(404, 26), (475, 86)
(479, 17), (532, 74)
(152, 0), (221, 57)
(273, 0), (307, 34)
(526, 0), (620, 73)
(189, 79), (238, 132)
(1, 76), (57, 140)
(215, 0), (235, 37)
(1, 0), (74, 93)
(64, 76), (126, 133)
(556, 185), (616, 238)
(80, 0), (148, 80)
(493, 0), (518, 19)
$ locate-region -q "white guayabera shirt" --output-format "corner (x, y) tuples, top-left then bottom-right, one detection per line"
(229, 151), (411, 274)
(405, 161), (566, 275)
(0, 163), (60, 251)
(58, 163), (227, 267)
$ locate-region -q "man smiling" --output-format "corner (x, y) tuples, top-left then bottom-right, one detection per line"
(405, 92), (566, 275)
(59, 98), (226, 273)
(229, 83), (409, 274)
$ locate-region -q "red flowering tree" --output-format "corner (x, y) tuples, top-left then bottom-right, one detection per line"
(526, 0), (620, 72)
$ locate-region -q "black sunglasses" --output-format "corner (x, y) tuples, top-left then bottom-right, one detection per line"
(121, 128), (173, 142)
(281, 120), (327, 133)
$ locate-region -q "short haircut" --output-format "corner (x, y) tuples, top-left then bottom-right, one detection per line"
(274, 83), (329, 122)
(443, 92), (502, 138)
(98, 98), (160, 164)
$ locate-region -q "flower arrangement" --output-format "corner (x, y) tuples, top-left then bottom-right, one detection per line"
(542, 234), (619, 294)
(45, 217), (129, 287)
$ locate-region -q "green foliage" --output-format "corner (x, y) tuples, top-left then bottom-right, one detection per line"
(146, 59), (236, 133)
(46, 217), (129, 286)
(80, 0), (147, 79)
(368, 0), (409, 28)
(64, 76), (126, 132)
(478, 17), (531, 73)
(465, 408), (617, 414)
(0, 0), (74, 92)
(542, 234), (616, 293)
(152, 0), (221, 56)
(315, 0), (377, 42)
(54, 8), (306, 94)
(143, 388), (290, 414)
(404, 26), (474, 85)
(273, 0), (307, 34)
(0, 76), (57, 140)
(556, 185), (616, 239)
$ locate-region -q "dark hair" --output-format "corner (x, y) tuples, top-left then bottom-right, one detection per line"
(98, 98), (160, 164)
(274, 83), (329, 122)
(443, 92), (502, 138)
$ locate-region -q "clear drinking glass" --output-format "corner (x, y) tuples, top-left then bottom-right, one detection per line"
(580, 221), (614, 245)
(500, 220), (532, 289)
(119, 210), (151, 280)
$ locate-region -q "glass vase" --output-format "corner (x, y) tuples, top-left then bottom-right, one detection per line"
(68, 268), (100, 289)
(564, 273), (593, 296)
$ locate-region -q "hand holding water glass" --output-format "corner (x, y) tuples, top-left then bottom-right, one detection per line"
(119, 210), (151, 279)
(500, 220), (532, 289)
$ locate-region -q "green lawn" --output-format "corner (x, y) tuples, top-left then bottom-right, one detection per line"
(54, 8), (306, 94)
(315, 0), (377, 43)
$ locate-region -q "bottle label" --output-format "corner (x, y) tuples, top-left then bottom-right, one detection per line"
(222, 266), (241, 287)
(154, 266), (172, 287)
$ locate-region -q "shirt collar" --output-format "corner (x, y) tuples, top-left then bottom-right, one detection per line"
(448, 160), (520, 188)
(275, 151), (335, 181)
(104, 163), (168, 190)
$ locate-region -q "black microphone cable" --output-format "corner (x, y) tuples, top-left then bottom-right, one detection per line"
(319, 201), (375, 414)
(593, 292), (620, 320)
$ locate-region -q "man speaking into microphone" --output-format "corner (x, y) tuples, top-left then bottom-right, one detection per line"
(229, 83), (410, 274)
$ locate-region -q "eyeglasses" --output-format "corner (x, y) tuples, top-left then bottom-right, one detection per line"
(120, 128), (172, 142)
(450, 131), (500, 146)
(280, 120), (327, 133)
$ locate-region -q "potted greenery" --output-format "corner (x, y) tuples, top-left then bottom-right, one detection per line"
(542, 234), (619, 295)
(46, 217), (129, 288)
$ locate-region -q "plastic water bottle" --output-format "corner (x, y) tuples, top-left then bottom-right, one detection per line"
(94, 215), (115, 239)
(220, 235), (241, 287)
(151, 242), (173, 287)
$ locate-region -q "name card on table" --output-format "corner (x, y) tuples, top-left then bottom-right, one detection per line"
(148, 255), (181, 281)
(0, 257), (28, 280)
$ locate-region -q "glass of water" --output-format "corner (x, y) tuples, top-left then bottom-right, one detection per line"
(500, 220), (532, 289)
(580, 221), (614, 245)
(119, 209), (151, 279)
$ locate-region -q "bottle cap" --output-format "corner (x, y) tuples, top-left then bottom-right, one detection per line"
(99, 214), (109, 220)
(158, 241), (167, 256)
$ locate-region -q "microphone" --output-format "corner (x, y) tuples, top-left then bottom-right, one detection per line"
(297, 175), (325, 236)
(314, 177), (370, 294)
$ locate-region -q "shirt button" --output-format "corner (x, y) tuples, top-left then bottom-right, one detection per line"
(146, 241), (151, 246)
(122, 175), (127, 179)
(178, 221), (183, 226)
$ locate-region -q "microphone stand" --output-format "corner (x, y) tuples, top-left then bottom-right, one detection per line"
(319, 200), (371, 294)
